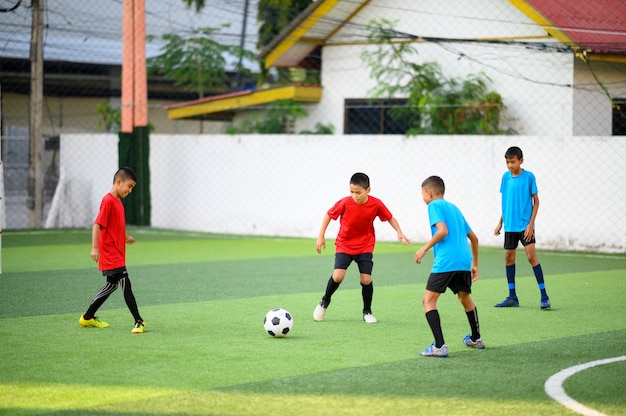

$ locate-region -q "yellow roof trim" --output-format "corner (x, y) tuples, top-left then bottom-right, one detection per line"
(167, 85), (323, 120)
(323, 0), (371, 44)
(580, 53), (626, 64)
(508, 0), (577, 48)
(264, 0), (342, 68)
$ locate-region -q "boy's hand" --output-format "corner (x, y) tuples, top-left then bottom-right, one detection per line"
(494, 223), (502, 236)
(316, 237), (326, 254)
(523, 225), (534, 242)
(471, 265), (480, 282)
(415, 248), (426, 264)
(90, 248), (100, 262)
(398, 233), (411, 245)
(126, 236), (136, 245)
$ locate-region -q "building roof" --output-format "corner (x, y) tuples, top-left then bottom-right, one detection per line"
(170, 0), (626, 119)
(511, 0), (626, 59)
(259, 0), (626, 68)
(258, 0), (370, 68)
(165, 84), (322, 120)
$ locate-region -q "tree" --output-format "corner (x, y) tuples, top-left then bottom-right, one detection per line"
(361, 19), (516, 135)
(225, 99), (307, 134)
(147, 26), (254, 98)
(257, 0), (312, 49)
(257, 0), (313, 84)
(299, 122), (335, 135)
(182, 0), (205, 13)
(226, 100), (333, 134)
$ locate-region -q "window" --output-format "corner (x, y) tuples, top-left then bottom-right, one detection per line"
(612, 99), (626, 135)
(344, 99), (412, 134)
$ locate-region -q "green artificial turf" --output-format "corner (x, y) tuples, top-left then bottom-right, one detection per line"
(1, 228), (625, 415)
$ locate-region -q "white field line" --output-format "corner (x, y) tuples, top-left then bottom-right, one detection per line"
(545, 356), (626, 416)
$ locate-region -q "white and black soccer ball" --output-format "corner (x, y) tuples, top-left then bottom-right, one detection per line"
(263, 308), (293, 337)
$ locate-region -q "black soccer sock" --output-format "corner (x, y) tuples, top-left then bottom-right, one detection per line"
(533, 264), (548, 298)
(321, 276), (340, 306)
(466, 307), (481, 341)
(120, 276), (143, 323)
(425, 309), (445, 348)
(84, 282), (118, 319)
(506, 264), (517, 298)
(361, 282), (373, 314)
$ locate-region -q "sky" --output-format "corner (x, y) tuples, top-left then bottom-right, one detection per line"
(0, 0), (260, 65)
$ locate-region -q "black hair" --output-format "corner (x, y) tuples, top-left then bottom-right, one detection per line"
(421, 175), (445, 195)
(350, 172), (370, 188)
(113, 166), (138, 184)
(505, 146), (523, 159)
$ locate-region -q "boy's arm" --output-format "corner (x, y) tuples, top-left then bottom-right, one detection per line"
(467, 230), (480, 282)
(415, 221), (447, 264)
(91, 223), (100, 262)
(524, 194), (539, 242)
(388, 217), (410, 245)
(316, 213), (332, 254)
(494, 215), (503, 235)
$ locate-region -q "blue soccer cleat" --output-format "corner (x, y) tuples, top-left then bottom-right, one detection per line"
(495, 297), (519, 307)
(419, 342), (448, 358)
(463, 334), (485, 349)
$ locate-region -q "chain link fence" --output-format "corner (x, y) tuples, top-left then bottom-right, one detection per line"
(1, 0), (625, 253)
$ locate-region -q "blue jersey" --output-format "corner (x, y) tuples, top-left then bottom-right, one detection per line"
(427, 198), (473, 273)
(500, 169), (538, 232)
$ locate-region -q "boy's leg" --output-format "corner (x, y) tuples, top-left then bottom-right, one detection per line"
(425, 309), (444, 347)
(361, 278), (373, 314)
(423, 290), (444, 347)
(506, 263), (517, 297)
(495, 248), (519, 307)
(314, 268), (345, 321)
(505, 249), (517, 298)
(119, 272), (143, 323)
(83, 279), (118, 320)
(525, 244), (550, 308)
(321, 270), (345, 306)
(420, 274), (449, 357)
(356, 254), (375, 321)
(458, 292), (481, 341)
(353, 254), (376, 322)
(360, 274), (377, 323)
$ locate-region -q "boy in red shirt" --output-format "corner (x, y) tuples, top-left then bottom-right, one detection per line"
(314, 172), (410, 323)
(79, 167), (145, 334)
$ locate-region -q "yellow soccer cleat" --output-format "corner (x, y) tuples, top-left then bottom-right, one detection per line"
(79, 315), (109, 328)
(131, 321), (145, 334)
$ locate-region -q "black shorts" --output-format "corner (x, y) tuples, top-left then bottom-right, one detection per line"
(334, 252), (373, 275)
(504, 231), (536, 250)
(102, 266), (128, 283)
(426, 271), (472, 294)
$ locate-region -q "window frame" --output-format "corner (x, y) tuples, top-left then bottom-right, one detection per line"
(344, 98), (411, 135)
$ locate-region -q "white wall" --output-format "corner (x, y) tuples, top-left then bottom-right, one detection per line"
(46, 134), (118, 228)
(53, 133), (626, 253)
(573, 59), (626, 136)
(311, 41), (575, 137)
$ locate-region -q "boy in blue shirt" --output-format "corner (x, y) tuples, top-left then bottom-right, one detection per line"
(494, 146), (550, 309)
(415, 176), (483, 357)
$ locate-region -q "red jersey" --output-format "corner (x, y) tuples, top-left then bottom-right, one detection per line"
(328, 195), (393, 255)
(94, 192), (127, 271)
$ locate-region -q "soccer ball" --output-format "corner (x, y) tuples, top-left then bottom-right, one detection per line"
(263, 308), (293, 337)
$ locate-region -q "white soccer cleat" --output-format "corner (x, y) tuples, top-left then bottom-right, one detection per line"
(363, 313), (378, 324)
(313, 303), (327, 321)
